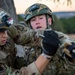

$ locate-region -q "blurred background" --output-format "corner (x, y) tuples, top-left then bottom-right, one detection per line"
(0, 0), (75, 39)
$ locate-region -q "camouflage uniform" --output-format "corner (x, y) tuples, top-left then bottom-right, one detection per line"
(23, 3), (75, 75)
(9, 25), (75, 75)
(8, 24), (42, 65)
(0, 8), (41, 75)
(0, 6), (75, 75)
(25, 30), (75, 75)
(0, 23), (42, 75)
(10, 25), (75, 75)
(42, 32), (75, 75)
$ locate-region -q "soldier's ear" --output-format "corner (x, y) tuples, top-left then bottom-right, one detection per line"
(48, 18), (52, 25)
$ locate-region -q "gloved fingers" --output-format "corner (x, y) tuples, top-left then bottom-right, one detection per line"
(64, 42), (75, 58)
(63, 48), (72, 57)
(66, 42), (75, 52)
(43, 30), (59, 44)
(44, 30), (58, 38)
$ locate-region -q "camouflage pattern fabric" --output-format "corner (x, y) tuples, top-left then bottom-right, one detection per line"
(1, 24), (75, 75)
(7, 24), (37, 45)
(0, 37), (16, 67)
(1, 62), (41, 75)
(0, 37), (16, 75)
(11, 62), (41, 75)
(24, 30), (75, 75)
(8, 24), (75, 75)
(7, 24), (43, 66)
(0, 24), (43, 74)
(0, 24), (42, 67)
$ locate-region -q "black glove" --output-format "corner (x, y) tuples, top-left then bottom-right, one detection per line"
(42, 30), (60, 56)
(65, 42), (75, 58)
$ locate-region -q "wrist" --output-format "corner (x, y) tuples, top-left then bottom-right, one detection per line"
(41, 53), (52, 60)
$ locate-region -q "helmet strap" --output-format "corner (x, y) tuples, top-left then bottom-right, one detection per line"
(27, 21), (33, 29)
(46, 15), (52, 29)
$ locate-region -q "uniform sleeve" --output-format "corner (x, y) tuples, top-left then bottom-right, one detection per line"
(19, 62), (41, 75)
(8, 24), (36, 45)
(8, 24), (43, 46)
(55, 31), (73, 48)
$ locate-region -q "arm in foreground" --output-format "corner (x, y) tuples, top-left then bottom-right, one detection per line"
(19, 54), (50, 75)
(19, 30), (60, 75)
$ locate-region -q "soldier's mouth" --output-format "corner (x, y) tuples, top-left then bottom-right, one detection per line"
(2, 39), (7, 42)
(36, 26), (42, 29)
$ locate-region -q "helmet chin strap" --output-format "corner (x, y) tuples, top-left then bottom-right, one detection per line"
(27, 21), (33, 29)
(46, 15), (52, 29)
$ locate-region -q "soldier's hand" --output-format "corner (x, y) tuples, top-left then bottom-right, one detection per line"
(64, 42), (75, 58)
(42, 30), (60, 56)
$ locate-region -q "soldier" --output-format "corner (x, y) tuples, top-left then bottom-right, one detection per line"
(0, 8), (61, 75)
(24, 3), (75, 75)
(0, 14), (60, 75)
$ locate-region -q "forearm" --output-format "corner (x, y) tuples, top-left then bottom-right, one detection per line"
(19, 62), (41, 75)
(19, 54), (51, 75)
(35, 54), (51, 73)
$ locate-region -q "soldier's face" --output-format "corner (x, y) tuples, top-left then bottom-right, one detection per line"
(0, 31), (8, 46)
(30, 15), (47, 30)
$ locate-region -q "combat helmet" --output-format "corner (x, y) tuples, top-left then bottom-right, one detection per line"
(24, 3), (54, 27)
(0, 8), (13, 26)
(0, 21), (9, 32)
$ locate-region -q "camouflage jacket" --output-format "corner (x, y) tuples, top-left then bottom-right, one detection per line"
(0, 37), (16, 68)
(0, 36), (17, 75)
(0, 24), (42, 75)
(7, 24), (42, 64)
(7, 24), (75, 75)
(27, 31), (75, 75)
(18, 30), (75, 75)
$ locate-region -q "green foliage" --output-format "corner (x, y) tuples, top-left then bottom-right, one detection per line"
(60, 17), (75, 34)
(52, 15), (65, 32)
(17, 15), (24, 21)
(52, 15), (75, 34)
(17, 15), (27, 26)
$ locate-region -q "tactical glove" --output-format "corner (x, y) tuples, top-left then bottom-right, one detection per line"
(42, 30), (60, 56)
(64, 42), (75, 58)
